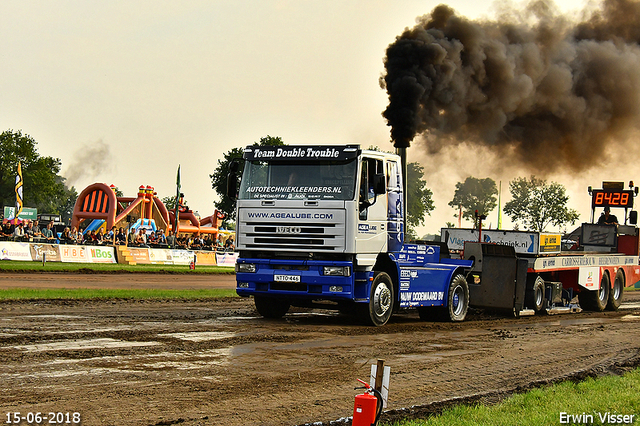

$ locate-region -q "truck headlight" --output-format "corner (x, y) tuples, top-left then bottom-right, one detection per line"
(322, 266), (351, 276)
(236, 263), (256, 273)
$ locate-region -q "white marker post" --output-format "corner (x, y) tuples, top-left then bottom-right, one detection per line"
(369, 359), (390, 408)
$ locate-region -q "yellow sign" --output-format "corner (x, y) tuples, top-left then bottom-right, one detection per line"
(539, 233), (562, 253)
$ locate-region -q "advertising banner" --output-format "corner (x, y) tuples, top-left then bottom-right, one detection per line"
(58, 245), (116, 263)
(0, 242), (32, 261)
(87, 246), (117, 263)
(3, 206), (37, 220)
(171, 249), (196, 265)
(128, 248), (150, 264)
(29, 244), (61, 262)
(194, 251), (217, 266)
(216, 251), (238, 267)
(0, 241), (228, 266)
(442, 228), (541, 255)
(539, 234), (562, 253)
(148, 248), (173, 264)
(59, 245), (90, 263)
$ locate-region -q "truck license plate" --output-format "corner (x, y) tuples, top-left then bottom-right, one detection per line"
(274, 274), (300, 283)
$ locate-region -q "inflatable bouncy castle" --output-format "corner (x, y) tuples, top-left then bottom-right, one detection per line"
(71, 183), (224, 238)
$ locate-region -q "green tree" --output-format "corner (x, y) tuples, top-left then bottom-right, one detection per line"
(58, 182), (78, 224)
(0, 130), (71, 215)
(210, 135), (285, 221)
(406, 162), (434, 238)
(161, 195), (176, 211)
(448, 177), (498, 226)
(504, 176), (579, 232)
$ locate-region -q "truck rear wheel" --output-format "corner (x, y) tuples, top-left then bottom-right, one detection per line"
(607, 270), (625, 311)
(254, 296), (290, 319)
(578, 272), (610, 312)
(360, 272), (394, 326)
(525, 276), (546, 313)
(439, 273), (469, 322)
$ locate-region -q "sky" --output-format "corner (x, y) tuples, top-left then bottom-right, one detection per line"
(1, 0), (628, 235)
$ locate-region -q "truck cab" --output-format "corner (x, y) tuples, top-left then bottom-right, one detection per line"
(229, 145), (472, 325)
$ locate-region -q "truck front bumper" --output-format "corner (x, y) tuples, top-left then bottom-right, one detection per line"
(235, 258), (362, 300)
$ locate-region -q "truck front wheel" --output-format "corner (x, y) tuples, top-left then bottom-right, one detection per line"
(361, 272), (394, 326)
(440, 273), (469, 322)
(254, 296), (290, 319)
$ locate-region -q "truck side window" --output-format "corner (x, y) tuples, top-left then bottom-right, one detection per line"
(386, 161), (400, 190)
(359, 163), (369, 219)
(359, 158), (383, 219)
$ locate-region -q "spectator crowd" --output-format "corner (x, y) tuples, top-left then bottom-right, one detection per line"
(0, 219), (234, 252)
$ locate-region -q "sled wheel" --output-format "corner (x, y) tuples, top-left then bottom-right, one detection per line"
(607, 269), (624, 311)
(525, 276), (546, 313)
(579, 272), (610, 312)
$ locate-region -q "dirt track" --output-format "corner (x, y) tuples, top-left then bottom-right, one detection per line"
(1, 273), (639, 426)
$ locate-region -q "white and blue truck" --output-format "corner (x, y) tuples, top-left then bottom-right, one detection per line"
(227, 145), (640, 325)
(227, 145), (476, 325)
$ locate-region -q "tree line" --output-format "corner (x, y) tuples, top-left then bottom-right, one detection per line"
(448, 176), (579, 232)
(0, 130), (77, 222)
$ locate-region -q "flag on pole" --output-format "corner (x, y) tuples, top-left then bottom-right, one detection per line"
(497, 180), (503, 230)
(14, 162), (24, 219)
(173, 165), (181, 233)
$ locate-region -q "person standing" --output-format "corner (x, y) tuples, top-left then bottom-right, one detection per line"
(106, 226), (117, 245)
(25, 221), (35, 242)
(166, 230), (176, 248)
(13, 222), (26, 241)
(116, 227), (126, 245)
(32, 220), (43, 242)
(42, 222), (55, 243)
(69, 227), (79, 244)
(60, 227), (72, 244)
(135, 228), (148, 247)
(2, 220), (14, 240)
(597, 207), (619, 225)
(128, 227), (137, 246)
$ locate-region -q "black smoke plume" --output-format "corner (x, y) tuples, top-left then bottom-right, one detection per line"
(381, 0), (640, 172)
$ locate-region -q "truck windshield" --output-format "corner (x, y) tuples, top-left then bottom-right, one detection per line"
(239, 159), (357, 200)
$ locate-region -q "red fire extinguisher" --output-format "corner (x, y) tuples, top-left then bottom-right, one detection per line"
(353, 379), (383, 426)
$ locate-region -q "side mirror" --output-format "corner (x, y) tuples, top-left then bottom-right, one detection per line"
(229, 158), (240, 173)
(630, 210), (637, 225)
(226, 158), (241, 200)
(226, 173), (238, 200)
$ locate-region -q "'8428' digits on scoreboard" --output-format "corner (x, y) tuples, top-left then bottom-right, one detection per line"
(591, 189), (634, 208)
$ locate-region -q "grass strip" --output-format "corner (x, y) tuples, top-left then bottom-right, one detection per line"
(0, 288), (238, 300)
(0, 260), (234, 274)
(386, 367), (640, 426)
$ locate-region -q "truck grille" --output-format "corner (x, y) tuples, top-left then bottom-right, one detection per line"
(238, 209), (346, 252)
